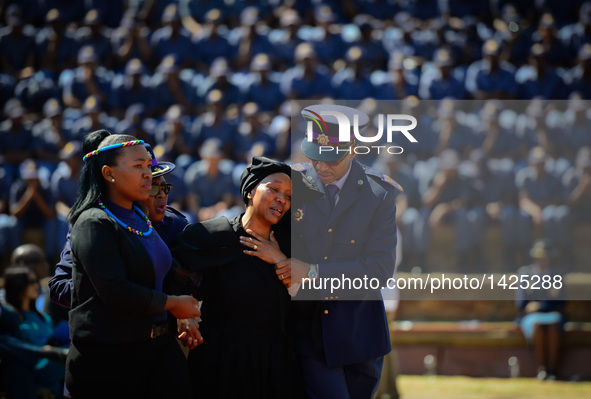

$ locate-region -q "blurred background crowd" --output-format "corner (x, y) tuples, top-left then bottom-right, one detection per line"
(1, 0), (591, 273)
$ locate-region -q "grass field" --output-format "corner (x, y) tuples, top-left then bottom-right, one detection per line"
(394, 375), (591, 399)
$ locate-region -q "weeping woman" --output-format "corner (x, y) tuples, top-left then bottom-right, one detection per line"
(173, 156), (303, 399)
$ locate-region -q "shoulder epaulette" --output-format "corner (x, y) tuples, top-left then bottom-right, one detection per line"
(290, 162), (307, 172)
(363, 166), (404, 192)
(165, 205), (188, 220)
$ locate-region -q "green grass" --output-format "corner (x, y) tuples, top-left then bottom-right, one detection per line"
(395, 375), (591, 399)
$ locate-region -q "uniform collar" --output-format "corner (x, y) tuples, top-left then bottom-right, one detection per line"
(325, 159), (353, 191)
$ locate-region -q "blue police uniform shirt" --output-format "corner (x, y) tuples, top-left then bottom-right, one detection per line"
(35, 28), (79, 70)
(381, 27), (418, 58)
(372, 69), (420, 99)
(152, 119), (199, 160)
(198, 77), (243, 107)
(50, 163), (80, 209)
(9, 179), (56, 229)
(149, 72), (196, 111)
(517, 121), (566, 161)
(0, 121), (35, 161)
(184, 160), (237, 208)
(516, 66), (568, 99)
(497, 32), (534, 67)
(331, 68), (375, 100)
(0, 26), (36, 70)
(160, 171), (187, 211)
(31, 121), (67, 173)
(515, 167), (567, 204)
(70, 114), (118, 141)
(280, 65), (334, 98)
(231, 125), (276, 161)
(566, 66), (591, 99)
(110, 26), (153, 70)
(73, 28), (114, 63)
(0, 74), (16, 108)
(63, 66), (112, 105)
(315, 36), (346, 66)
(308, 31), (346, 65)
(400, 114), (438, 160)
(346, 40), (389, 69)
(268, 30), (302, 67)
(151, 26), (197, 66)
(564, 117), (591, 152)
(471, 125), (518, 159)
(156, 206), (189, 248)
(430, 119), (476, 155)
(465, 60), (518, 97)
(14, 70), (60, 112)
(535, 39), (572, 69)
(194, 32), (236, 66)
(477, 166), (518, 205)
(109, 74), (154, 111)
(227, 28), (275, 60)
(426, 173), (478, 207)
(192, 112), (237, 147)
(408, 29), (439, 60)
(0, 165), (14, 206)
(418, 66), (467, 99)
(563, 167), (591, 221)
(564, 23), (591, 59)
(243, 74), (285, 112)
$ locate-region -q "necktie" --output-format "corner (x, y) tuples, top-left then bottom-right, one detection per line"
(326, 184), (340, 208)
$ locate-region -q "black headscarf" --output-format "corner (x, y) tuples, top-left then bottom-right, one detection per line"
(239, 156), (291, 204)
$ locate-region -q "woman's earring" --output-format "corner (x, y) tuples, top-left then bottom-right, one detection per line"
(111, 178), (115, 182)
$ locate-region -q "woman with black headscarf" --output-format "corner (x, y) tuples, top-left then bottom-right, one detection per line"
(172, 156), (302, 399)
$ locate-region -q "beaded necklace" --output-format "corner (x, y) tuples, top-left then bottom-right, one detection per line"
(97, 199), (153, 237)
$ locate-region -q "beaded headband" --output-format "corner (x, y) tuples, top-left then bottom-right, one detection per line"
(82, 140), (145, 161)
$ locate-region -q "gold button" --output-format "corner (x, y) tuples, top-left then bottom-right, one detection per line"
(358, 179), (364, 185)
(324, 310), (329, 315)
(323, 256), (328, 260)
(335, 296), (339, 299)
(328, 229), (333, 233)
(324, 297), (329, 300)
(350, 240), (355, 244)
(330, 297), (334, 300)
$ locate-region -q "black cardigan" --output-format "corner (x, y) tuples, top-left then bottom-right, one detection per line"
(69, 207), (168, 343)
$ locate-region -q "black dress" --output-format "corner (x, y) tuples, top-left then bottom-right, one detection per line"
(172, 215), (302, 399)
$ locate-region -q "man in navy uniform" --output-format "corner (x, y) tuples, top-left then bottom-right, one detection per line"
(276, 104), (401, 398)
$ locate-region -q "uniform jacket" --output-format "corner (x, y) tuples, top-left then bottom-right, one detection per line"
(291, 159), (399, 367)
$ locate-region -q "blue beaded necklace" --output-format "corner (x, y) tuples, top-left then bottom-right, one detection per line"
(97, 199), (153, 236)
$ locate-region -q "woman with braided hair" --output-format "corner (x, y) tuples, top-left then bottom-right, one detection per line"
(65, 130), (201, 398)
